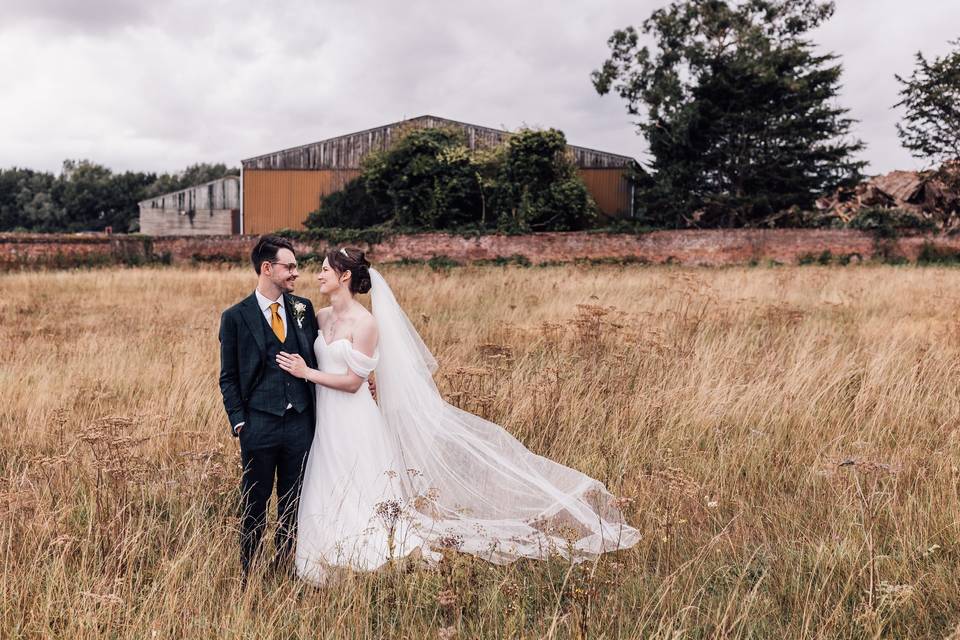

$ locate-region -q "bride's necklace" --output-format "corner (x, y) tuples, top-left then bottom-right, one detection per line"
(326, 310), (347, 342)
(326, 315), (340, 341)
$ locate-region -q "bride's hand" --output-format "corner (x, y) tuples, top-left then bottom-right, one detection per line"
(277, 352), (309, 379)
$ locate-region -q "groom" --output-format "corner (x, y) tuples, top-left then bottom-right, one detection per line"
(218, 234), (320, 577)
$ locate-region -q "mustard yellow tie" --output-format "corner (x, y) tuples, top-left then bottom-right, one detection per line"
(269, 302), (285, 342)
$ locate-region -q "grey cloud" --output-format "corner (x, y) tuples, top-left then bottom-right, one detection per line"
(1, 0), (959, 175)
(1, 0), (154, 34)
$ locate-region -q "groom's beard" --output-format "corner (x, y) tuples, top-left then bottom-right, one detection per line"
(279, 276), (297, 293)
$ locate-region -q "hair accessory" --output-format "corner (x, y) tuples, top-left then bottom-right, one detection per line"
(340, 248), (348, 257)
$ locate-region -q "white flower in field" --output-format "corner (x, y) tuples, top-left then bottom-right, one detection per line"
(877, 581), (915, 608)
(923, 543), (941, 557)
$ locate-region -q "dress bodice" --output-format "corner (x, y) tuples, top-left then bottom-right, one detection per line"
(314, 335), (379, 379)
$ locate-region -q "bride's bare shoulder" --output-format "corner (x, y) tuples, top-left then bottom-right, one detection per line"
(354, 311), (378, 339)
(316, 306), (332, 325)
(352, 312), (379, 355)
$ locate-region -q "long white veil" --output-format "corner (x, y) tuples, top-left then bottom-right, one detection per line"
(368, 268), (639, 563)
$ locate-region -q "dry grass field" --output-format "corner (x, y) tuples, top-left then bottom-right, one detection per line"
(2, 263), (960, 638)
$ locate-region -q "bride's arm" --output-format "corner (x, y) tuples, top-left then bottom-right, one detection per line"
(276, 317), (378, 393)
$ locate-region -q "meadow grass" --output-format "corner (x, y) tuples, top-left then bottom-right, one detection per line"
(1, 263), (959, 638)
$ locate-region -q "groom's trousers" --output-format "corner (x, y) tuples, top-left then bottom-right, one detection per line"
(238, 407), (313, 576)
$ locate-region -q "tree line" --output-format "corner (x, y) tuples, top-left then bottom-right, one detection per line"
(0, 161), (238, 233)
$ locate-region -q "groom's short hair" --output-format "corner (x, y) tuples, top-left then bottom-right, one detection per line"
(251, 235), (295, 275)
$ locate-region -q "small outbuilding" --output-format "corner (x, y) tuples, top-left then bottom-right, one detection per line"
(138, 176), (240, 236)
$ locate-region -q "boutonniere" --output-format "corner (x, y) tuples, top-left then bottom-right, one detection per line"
(292, 301), (307, 329)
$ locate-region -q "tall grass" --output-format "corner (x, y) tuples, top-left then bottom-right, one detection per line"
(1, 264), (959, 638)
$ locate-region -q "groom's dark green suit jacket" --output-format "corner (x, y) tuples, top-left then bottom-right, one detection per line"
(218, 292), (320, 439)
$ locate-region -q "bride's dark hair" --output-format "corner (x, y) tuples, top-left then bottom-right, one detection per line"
(326, 247), (372, 294)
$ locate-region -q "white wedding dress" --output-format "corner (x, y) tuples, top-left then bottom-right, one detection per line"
(295, 270), (639, 585)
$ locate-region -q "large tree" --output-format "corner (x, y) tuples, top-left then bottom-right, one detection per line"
(592, 0), (865, 227)
(363, 128), (483, 229)
(491, 129), (597, 232)
(895, 39), (960, 168)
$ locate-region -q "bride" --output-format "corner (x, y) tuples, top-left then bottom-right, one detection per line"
(276, 247), (639, 585)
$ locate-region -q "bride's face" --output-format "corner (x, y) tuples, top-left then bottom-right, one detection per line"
(317, 258), (349, 296)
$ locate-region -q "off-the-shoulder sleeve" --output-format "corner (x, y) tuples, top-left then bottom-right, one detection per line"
(344, 348), (378, 378)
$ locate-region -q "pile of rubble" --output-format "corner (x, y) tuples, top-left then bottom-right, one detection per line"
(814, 164), (960, 230)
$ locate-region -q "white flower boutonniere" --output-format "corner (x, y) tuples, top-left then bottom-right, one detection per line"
(292, 301), (307, 329)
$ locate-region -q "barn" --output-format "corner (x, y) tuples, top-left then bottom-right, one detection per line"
(238, 115), (636, 235)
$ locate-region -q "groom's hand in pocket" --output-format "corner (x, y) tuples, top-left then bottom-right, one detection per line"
(368, 373), (377, 400)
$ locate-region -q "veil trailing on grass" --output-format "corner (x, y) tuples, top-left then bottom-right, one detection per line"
(368, 268), (640, 562)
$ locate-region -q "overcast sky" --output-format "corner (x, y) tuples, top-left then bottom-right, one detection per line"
(1, 0), (958, 177)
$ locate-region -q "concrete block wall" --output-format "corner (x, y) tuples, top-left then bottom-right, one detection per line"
(139, 208), (235, 236)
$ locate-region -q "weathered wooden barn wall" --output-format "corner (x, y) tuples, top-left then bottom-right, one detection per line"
(139, 177), (240, 236)
(242, 169), (362, 234)
(140, 208), (237, 236)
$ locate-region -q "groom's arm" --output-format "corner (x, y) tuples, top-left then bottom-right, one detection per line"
(218, 309), (246, 436)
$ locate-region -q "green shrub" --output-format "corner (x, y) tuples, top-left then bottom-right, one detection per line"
(304, 177), (391, 229)
(917, 241), (960, 265)
(426, 255), (462, 270)
(491, 129), (598, 233)
(848, 207), (936, 238)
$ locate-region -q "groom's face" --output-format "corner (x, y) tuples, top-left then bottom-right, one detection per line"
(266, 248), (299, 293)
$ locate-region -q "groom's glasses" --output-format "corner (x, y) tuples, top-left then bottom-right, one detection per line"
(270, 261), (299, 272)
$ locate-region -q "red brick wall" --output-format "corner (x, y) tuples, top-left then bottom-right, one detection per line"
(3, 230), (960, 270)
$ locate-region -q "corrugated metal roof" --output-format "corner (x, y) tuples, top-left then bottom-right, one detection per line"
(138, 176), (240, 210)
(241, 115), (636, 170)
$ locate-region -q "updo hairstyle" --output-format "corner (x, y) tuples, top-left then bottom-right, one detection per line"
(325, 247), (372, 294)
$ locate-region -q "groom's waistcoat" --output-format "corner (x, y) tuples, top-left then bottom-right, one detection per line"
(246, 306), (312, 417)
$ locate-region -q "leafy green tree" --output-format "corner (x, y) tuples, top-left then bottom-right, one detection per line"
(304, 177), (391, 229)
(59, 160), (123, 231)
(363, 128), (483, 229)
(592, 0), (865, 227)
(895, 39), (960, 167)
(491, 129), (597, 232)
(0, 168), (62, 231)
(109, 170), (158, 231)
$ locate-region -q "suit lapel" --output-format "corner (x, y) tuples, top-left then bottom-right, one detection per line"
(239, 293), (267, 354)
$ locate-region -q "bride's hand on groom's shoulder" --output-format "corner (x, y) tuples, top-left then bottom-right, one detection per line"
(277, 351), (309, 379)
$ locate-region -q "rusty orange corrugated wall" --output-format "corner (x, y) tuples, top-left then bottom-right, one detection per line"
(242, 169), (361, 234)
(578, 168), (633, 218)
(243, 167), (632, 233)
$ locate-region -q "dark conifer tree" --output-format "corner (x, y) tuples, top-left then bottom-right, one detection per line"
(593, 0), (865, 227)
